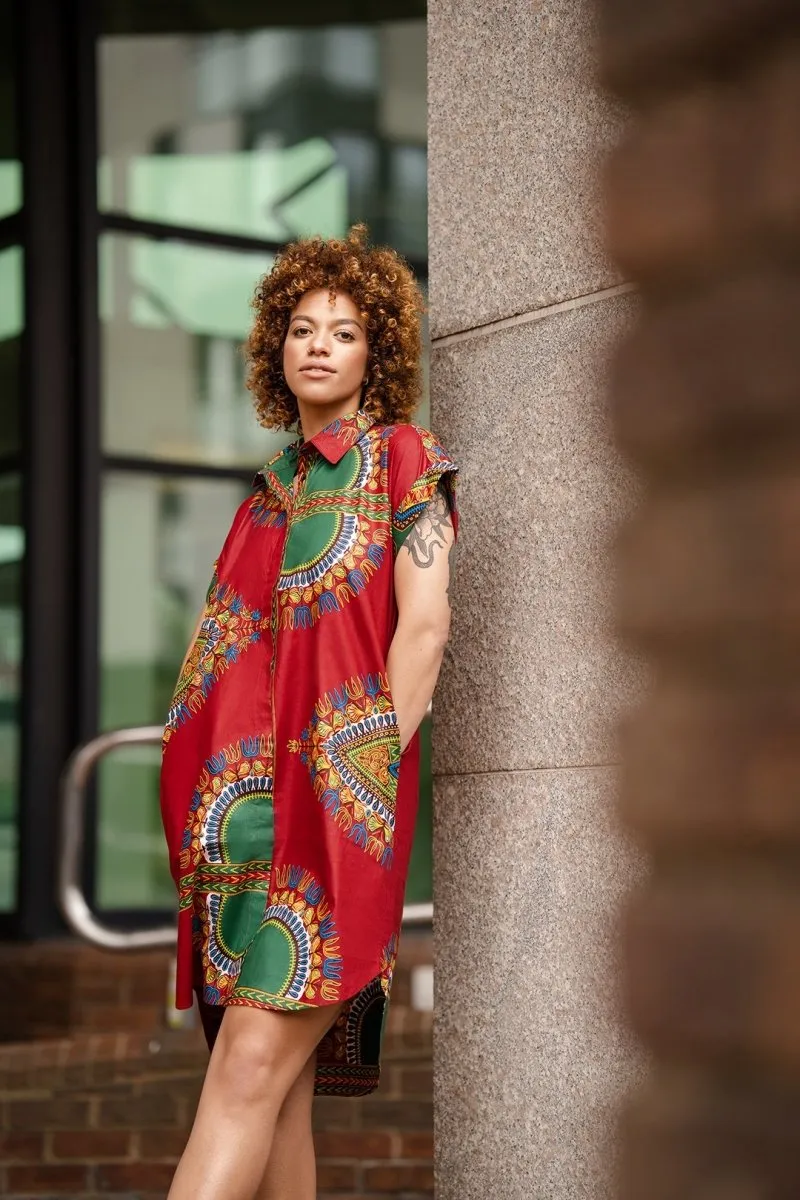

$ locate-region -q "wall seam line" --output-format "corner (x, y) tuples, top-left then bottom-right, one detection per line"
(430, 281), (636, 348)
(433, 761), (619, 781)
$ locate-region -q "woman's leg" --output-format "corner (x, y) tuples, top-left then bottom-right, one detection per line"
(168, 1003), (341, 1200)
(254, 1049), (317, 1200)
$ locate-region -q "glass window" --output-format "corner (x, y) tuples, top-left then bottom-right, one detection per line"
(0, 245), (21, 457)
(97, 472), (251, 909)
(100, 471), (251, 733)
(96, 740), (172, 910)
(0, 473), (22, 911)
(100, 233), (290, 465)
(0, 6), (20, 912)
(0, 5), (20, 221)
(98, 24), (426, 257)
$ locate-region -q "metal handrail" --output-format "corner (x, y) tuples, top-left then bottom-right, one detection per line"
(58, 725), (433, 951)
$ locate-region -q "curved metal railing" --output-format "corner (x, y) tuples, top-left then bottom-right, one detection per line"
(58, 725), (433, 950)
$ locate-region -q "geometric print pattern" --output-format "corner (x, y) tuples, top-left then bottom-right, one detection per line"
(227, 865), (343, 1009)
(164, 578), (267, 745)
(288, 673), (400, 866)
(179, 738), (342, 1010)
(271, 430), (391, 631)
(315, 932), (400, 1096)
(178, 734), (273, 909)
(391, 426), (458, 548)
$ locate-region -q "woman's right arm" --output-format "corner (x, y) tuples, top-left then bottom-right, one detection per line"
(177, 608), (206, 679)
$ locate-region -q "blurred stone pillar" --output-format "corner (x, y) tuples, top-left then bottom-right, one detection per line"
(600, 2), (800, 1197)
(428, 3), (641, 1197)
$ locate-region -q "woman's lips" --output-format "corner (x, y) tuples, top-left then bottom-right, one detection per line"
(300, 366), (336, 378)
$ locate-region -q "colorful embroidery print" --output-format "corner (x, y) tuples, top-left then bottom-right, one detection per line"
(249, 489), (287, 530)
(392, 427), (458, 545)
(164, 581), (267, 743)
(180, 737), (274, 1005)
(178, 735), (274, 908)
(315, 932), (400, 1096)
(379, 931), (399, 996)
(289, 674), (399, 866)
(276, 432), (390, 630)
(228, 865), (343, 1008)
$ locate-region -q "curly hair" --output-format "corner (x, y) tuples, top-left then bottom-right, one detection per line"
(245, 224), (424, 430)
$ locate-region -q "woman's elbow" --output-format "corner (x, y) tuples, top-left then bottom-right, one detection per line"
(397, 598), (452, 653)
(421, 613), (451, 655)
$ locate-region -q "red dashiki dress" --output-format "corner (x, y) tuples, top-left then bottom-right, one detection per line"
(160, 410), (458, 1096)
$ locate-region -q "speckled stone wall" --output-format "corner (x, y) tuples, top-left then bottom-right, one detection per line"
(429, 3), (641, 1197)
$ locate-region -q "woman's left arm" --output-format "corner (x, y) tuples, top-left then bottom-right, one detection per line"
(387, 482), (456, 752)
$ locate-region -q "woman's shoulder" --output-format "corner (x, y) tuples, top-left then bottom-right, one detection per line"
(381, 420), (454, 464)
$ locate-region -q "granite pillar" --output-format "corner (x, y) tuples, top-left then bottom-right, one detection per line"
(429, 2), (640, 1196)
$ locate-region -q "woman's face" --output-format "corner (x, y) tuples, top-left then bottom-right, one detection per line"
(283, 288), (368, 413)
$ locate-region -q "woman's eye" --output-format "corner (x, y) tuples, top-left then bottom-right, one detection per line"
(293, 327), (311, 336)
(337, 331), (355, 342)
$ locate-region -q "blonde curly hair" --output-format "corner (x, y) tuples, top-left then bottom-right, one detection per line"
(245, 224), (424, 430)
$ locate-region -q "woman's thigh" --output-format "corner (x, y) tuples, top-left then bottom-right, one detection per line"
(206, 1003), (341, 1108)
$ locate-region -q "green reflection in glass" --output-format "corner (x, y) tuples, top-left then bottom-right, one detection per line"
(99, 24), (427, 263)
(0, 246), (21, 456)
(97, 472), (250, 910)
(101, 140), (347, 243)
(96, 743), (174, 910)
(0, 245), (23, 340)
(0, 474), (22, 911)
(130, 240), (272, 340)
(101, 235), (273, 340)
(0, 161), (21, 219)
(406, 714), (432, 905)
(100, 234), (292, 465)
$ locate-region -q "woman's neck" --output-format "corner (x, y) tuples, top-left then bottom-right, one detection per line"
(297, 397), (362, 443)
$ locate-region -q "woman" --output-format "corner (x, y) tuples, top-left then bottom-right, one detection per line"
(160, 224), (458, 1200)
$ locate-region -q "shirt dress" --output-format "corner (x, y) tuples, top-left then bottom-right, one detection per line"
(159, 410), (459, 1096)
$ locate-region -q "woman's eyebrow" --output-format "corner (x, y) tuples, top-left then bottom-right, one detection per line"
(288, 314), (363, 329)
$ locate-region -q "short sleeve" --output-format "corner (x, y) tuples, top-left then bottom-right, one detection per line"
(389, 424), (459, 553)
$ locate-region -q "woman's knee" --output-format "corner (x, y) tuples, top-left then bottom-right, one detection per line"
(211, 1014), (293, 1107)
(208, 1003), (340, 1110)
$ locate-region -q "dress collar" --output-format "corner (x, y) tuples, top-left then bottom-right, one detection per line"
(255, 410), (375, 487)
(297, 410), (375, 465)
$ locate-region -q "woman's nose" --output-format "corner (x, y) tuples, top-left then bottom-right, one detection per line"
(309, 334), (330, 355)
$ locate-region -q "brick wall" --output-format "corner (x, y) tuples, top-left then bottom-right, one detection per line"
(0, 934), (433, 1198)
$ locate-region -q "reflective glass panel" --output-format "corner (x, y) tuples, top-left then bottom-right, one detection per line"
(100, 233), (291, 466)
(0, 3), (20, 220)
(97, 471), (250, 909)
(0, 473), (22, 910)
(98, 23), (426, 259)
(0, 245), (22, 456)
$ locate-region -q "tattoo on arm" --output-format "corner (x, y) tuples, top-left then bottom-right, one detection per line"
(403, 485), (452, 570)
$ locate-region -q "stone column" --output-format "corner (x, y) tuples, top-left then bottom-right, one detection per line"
(601, 2), (800, 1197)
(429, 3), (640, 1196)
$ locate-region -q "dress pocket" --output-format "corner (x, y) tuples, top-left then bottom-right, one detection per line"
(288, 672), (400, 867)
